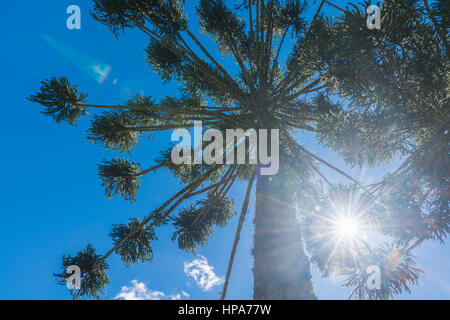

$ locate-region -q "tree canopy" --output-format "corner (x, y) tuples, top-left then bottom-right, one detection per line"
(28, 0), (448, 300)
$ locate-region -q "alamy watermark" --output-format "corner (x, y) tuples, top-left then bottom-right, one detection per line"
(66, 3), (380, 31)
(66, 5), (81, 30)
(366, 5), (381, 30)
(66, 265), (81, 290)
(366, 265), (381, 290)
(170, 121), (280, 176)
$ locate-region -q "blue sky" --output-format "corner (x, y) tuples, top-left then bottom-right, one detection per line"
(0, 0), (448, 300)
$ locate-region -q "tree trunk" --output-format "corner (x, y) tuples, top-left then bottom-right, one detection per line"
(253, 166), (317, 299)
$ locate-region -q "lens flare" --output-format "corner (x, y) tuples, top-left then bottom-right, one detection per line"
(92, 64), (111, 84)
(40, 33), (112, 84)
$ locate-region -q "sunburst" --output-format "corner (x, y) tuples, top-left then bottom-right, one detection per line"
(334, 215), (360, 239)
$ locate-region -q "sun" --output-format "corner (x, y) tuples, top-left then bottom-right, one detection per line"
(334, 216), (360, 239)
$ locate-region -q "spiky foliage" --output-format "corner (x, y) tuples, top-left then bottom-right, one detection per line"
(155, 145), (224, 184)
(110, 218), (157, 266)
(27, 77), (87, 125)
(54, 244), (110, 299)
(98, 158), (142, 202)
(28, 0), (447, 300)
(343, 245), (422, 300)
(172, 193), (235, 252)
(88, 110), (144, 153)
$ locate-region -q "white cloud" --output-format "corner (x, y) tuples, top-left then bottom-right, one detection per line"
(115, 256), (221, 299)
(181, 290), (190, 298)
(168, 293), (181, 300)
(114, 280), (189, 300)
(184, 255), (224, 291)
(168, 290), (191, 300)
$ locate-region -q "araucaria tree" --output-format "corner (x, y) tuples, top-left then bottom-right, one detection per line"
(29, 0), (447, 300)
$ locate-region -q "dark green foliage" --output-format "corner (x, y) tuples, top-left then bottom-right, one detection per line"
(54, 244), (110, 299)
(146, 40), (183, 81)
(92, 0), (187, 37)
(27, 77), (87, 125)
(126, 94), (155, 108)
(172, 193), (235, 252)
(98, 158), (141, 202)
(156, 145), (223, 184)
(279, 143), (313, 188)
(124, 93), (200, 125)
(319, 0), (448, 162)
(125, 94), (162, 125)
(110, 218), (157, 266)
(433, 0), (450, 27)
(311, 92), (341, 115)
(287, 15), (331, 81)
(274, 0), (308, 35)
(88, 110), (142, 153)
(197, 0), (248, 56)
(316, 109), (411, 168)
(181, 63), (238, 106)
(149, 208), (173, 228)
(92, 0), (149, 36)
(159, 93), (205, 123)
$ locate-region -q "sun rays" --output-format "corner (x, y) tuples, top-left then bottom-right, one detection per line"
(296, 182), (386, 278)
